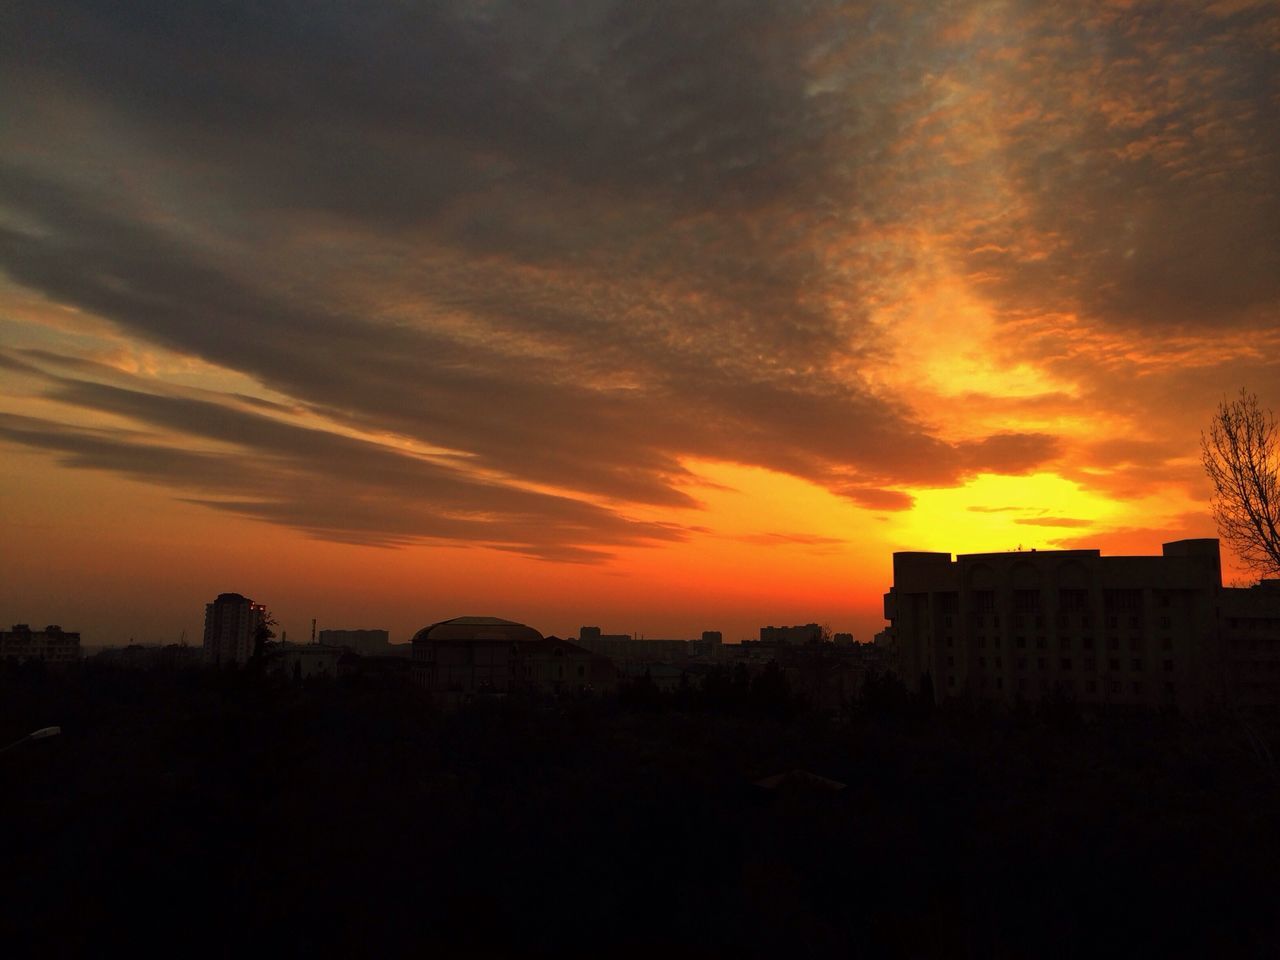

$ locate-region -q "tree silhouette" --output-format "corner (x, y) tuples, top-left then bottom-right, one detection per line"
(1202, 390), (1280, 577)
(251, 611), (278, 665)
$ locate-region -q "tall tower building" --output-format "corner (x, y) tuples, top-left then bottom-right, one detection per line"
(203, 593), (266, 666)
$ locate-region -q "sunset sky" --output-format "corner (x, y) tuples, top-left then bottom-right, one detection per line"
(2, 0), (1279, 647)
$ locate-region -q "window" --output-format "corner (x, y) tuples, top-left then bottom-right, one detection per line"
(1110, 680), (1121, 693)
(1083, 636), (1094, 650)
(1060, 658), (1072, 671)
(1131, 659), (1143, 672)
(1086, 680), (1097, 694)
(1132, 681), (1142, 695)
(1060, 589), (1088, 614)
(1107, 637), (1119, 650)
(948, 675), (956, 687)
(1085, 657), (1096, 672)
(946, 636), (954, 647)
(1037, 658), (1047, 671)
(1109, 658), (1120, 671)
(996, 678), (1003, 690)
(979, 657), (986, 668)
(1159, 616), (1171, 629)
(1014, 590), (1041, 614)
(1036, 637), (1047, 650)
(1163, 660), (1173, 673)
(1161, 637), (1173, 651)
(947, 655), (955, 667)
(1016, 636), (1027, 649)
(1017, 658), (1027, 671)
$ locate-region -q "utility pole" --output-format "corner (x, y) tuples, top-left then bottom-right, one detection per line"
(311, 618), (317, 644)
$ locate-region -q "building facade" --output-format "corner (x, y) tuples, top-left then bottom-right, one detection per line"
(317, 629), (395, 657)
(759, 624), (824, 645)
(202, 593), (267, 667)
(883, 540), (1224, 710)
(412, 616), (605, 707)
(0, 624), (81, 666)
(1221, 579), (1280, 711)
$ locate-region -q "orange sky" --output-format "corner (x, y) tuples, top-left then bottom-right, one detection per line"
(2, 0), (1279, 645)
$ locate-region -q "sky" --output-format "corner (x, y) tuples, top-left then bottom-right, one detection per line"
(2, 0), (1278, 647)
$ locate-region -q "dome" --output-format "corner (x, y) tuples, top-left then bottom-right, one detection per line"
(412, 616), (544, 643)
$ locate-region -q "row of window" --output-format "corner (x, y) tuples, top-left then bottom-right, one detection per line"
(946, 635), (1177, 652)
(946, 676), (1174, 697)
(949, 655), (1176, 673)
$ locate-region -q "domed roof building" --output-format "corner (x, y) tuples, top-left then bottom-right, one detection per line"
(411, 616), (607, 706)
(411, 616), (543, 644)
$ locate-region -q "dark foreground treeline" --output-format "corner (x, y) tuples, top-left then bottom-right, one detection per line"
(2, 662), (1279, 957)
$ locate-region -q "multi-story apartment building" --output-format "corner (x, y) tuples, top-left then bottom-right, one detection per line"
(1221, 579), (1280, 711)
(883, 540), (1225, 710)
(0, 624), (81, 666)
(202, 593), (267, 666)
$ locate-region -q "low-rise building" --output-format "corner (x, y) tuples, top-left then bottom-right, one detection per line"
(317, 628), (402, 657)
(759, 623), (824, 645)
(268, 643), (345, 681)
(0, 624), (80, 666)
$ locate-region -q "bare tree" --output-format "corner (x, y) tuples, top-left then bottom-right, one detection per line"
(1201, 390), (1280, 577)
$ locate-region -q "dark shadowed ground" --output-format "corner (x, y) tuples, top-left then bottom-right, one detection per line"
(3, 663), (1278, 957)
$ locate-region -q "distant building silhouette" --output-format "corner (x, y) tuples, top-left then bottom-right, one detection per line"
(202, 593), (266, 667)
(882, 539), (1266, 710)
(759, 623), (824, 645)
(317, 628), (398, 657)
(576, 627), (725, 673)
(0, 624), (80, 666)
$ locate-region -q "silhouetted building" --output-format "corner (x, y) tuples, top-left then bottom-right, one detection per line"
(1221, 579), (1280, 712)
(576, 628), (690, 663)
(1, 624), (80, 666)
(317, 628), (401, 657)
(884, 540), (1224, 709)
(412, 617), (603, 706)
(202, 593), (266, 667)
(833, 632), (854, 646)
(759, 623), (824, 645)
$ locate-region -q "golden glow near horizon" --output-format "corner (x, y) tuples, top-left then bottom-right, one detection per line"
(2, 0), (1278, 644)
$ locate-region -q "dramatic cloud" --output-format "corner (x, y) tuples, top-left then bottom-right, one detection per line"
(0, 0), (1276, 572)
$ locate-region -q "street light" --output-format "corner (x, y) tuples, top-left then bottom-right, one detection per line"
(0, 726), (61, 754)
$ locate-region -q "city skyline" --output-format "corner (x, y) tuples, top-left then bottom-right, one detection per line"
(3, 1), (1279, 645)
